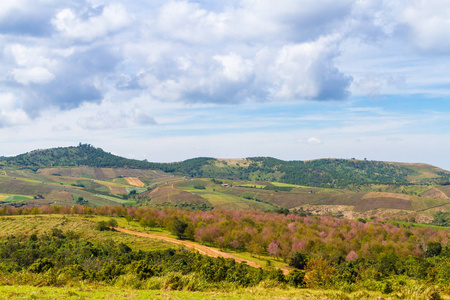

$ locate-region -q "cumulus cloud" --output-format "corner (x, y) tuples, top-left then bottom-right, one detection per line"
(268, 36), (352, 100)
(52, 4), (133, 42)
(0, 93), (29, 127)
(400, 0), (450, 53)
(0, 0), (448, 129)
(0, 0), (56, 36)
(12, 67), (55, 85)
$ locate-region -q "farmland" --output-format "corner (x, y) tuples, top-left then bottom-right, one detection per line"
(2, 159), (450, 223)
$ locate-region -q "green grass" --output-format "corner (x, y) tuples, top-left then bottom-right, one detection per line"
(235, 183), (267, 188)
(2, 284), (446, 300)
(197, 192), (273, 210)
(225, 250), (288, 268)
(411, 197), (450, 211)
(3, 195), (32, 202)
(94, 194), (136, 205)
(0, 215), (173, 251)
(271, 182), (299, 188)
(126, 187), (147, 194)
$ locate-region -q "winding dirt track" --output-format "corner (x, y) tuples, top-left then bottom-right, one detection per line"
(114, 227), (291, 274)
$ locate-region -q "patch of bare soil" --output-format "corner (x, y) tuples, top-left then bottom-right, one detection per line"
(46, 190), (73, 202)
(125, 177), (145, 187)
(109, 187), (127, 195)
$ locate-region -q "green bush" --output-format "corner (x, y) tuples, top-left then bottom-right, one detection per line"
(287, 251), (308, 269)
(28, 258), (54, 274)
(286, 269), (305, 287)
(57, 264), (91, 281)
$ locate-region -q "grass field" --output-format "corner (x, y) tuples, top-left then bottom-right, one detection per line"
(0, 284), (447, 300)
(0, 215), (172, 251)
(0, 283), (400, 300)
(4, 195), (33, 202)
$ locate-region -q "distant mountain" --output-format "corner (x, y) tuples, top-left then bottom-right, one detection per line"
(4, 143), (159, 169)
(4, 144), (450, 188)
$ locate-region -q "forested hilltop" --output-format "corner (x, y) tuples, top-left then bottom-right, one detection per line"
(2, 144), (449, 188)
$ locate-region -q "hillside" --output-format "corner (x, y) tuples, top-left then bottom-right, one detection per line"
(3, 144), (450, 189)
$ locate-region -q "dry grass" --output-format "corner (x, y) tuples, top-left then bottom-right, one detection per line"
(125, 177), (145, 187)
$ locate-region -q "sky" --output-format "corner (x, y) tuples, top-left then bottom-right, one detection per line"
(0, 0), (449, 170)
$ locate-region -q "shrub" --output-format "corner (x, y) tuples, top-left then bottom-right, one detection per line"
(286, 269), (305, 287)
(107, 218), (118, 228)
(96, 262), (124, 281)
(28, 258), (54, 273)
(126, 260), (155, 280)
(95, 221), (109, 231)
(57, 264), (91, 281)
(287, 251), (308, 269)
(304, 257), (336, 288)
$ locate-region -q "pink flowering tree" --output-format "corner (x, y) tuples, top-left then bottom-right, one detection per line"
(268, 240), (280, 259)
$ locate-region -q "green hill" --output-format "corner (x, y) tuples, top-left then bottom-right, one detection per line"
(4, 144), (450, 188)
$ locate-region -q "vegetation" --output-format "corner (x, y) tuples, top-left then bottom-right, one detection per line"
(0, 209), (447, 299)
(4, 145), (449, 189)
(2, 145), (450, 298)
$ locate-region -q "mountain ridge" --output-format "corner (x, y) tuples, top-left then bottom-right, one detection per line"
(2, 144), (449, 188)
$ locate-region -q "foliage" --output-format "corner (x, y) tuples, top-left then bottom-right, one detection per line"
(171, 219), (188, 239)
(433, 212), (450, 227)
(0, 210), (449, 296)
(287, 251), (308, 269)
(5, 144), (449, 189)
(0, 230), (278, 289)
(304, 257), (336, 288)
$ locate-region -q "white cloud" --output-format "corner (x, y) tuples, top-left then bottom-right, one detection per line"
(214, 53), (253, 82)
(52, 4), (133, 41)
(0, 93), (29, 127)
(12, 67), (55, 85)
(400, 0), (450, 53)
(156, 1), (229, 43)
(268, 36), (352, 100)
(6, 44), (54, 68)
(307, 137), (322, 144)
(0, 0), (29, 19)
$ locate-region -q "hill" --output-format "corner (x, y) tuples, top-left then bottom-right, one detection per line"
(3, 144), (450, 189)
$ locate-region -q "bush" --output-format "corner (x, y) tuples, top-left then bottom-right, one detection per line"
(304, 257), (336, 288)
(126, 260), (155, 280)
(95, 221), (109, 231)
(57, 264), (91, 281)
(287, 251), (308, 269)
(107, 218), (118, 228)
(286, 269), (305, 287)
(28, 258), (54, 273)
(96, 262), (124, 281)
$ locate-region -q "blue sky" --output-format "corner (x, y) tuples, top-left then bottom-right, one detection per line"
(0, 0), (449, 170)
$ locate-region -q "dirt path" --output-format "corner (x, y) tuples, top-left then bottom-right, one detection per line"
(114, 227), (291, 274)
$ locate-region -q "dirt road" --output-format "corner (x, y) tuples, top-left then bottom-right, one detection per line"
(114, 227), (291, 274)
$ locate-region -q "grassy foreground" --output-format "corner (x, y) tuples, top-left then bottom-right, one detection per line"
(1, 284), (443, 300)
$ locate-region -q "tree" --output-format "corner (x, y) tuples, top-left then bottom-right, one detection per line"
(172, 219), (188, 239)
(107, 218), (118, 228)
(426, 242), (442, 258)
(287, 251), (308, 269)
(268, 241), (280, 259)
(304, 257), (336, 288)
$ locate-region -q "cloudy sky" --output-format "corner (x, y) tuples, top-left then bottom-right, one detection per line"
(1, 0), (449, 170)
